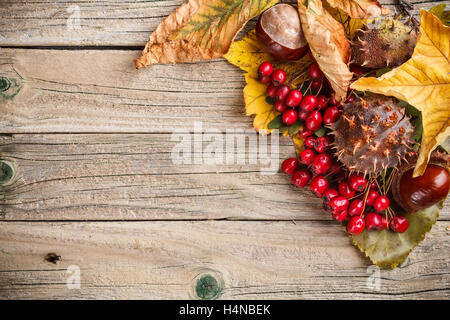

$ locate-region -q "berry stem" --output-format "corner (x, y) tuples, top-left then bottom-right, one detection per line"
(360, 175), (375, 215)
(289, 71), (308, 88)
(314, 79), (324, 97)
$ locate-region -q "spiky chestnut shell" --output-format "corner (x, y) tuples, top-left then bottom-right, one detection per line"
(351, 18), (418, 69)
(331, 94), (414, 174)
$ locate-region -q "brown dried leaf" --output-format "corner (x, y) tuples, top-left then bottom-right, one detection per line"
(324, 0), (390, 19)
(135, 0), (277, 68)
(298, 0), (353, 101)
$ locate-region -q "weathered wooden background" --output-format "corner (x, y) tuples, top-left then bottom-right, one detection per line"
(0, 0), (449, 299)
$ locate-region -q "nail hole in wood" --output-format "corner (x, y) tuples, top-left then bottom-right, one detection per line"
(44, 253), (61, 264)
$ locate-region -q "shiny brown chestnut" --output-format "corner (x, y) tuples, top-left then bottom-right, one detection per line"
(391, 153), (450, 212)
(255, 4), (308, 61)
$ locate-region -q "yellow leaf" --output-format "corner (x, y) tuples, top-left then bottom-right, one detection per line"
(292, 133), (305, 156)
(323, 2), (365, 39)
(429, 3), (450, 26)
(224, 30), (311, 133)
(298, 0), (353, 101)
(135, 0), (278, 68)
(324, 0), (390, 19)
(351, 10), (450, 177)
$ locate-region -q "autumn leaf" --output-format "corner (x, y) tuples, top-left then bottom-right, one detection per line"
(297, 0), (353, 101)
(351, 10), (450, 177)
(429, 3), (450, 26)
(352, 204), (440, 269)
(135, 0), (278, 68)
(224, 30), (311, 133)
(322, 1), (364, 39)
(324, 0), (389, 19)
(292, 132), (305, 156)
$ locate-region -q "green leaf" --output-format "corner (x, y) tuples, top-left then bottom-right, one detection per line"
(375, 67), (391, 77)
(399, 100), (423, 144)
(268, 115), (282, 129)
(265, 96), (276, 105)
(352, 204), (441, 269)
(288, 120), (303, 136)
(314, 127), (326, 137)
(429, 3), (450, 26)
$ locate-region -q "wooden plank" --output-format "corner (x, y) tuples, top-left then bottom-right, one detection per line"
(0, 133), (329, 220)
(1, 134), (449, 221)
(0, 0), (436, 46)
(0, 48), (253, 133)
(0, 220), (449, 299)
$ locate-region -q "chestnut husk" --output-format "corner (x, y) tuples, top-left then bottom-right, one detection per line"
(391, 152), (450, 213)
(255, 4), (308, 61)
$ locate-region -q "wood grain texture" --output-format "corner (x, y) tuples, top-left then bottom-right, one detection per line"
(0, 0), (438, 46)
(1, 49), (252, 133)
(0, 220), (449, 299)
(1, 0), (449, 300)
(2, 134), (448, 221)
(0, 133), (330, 220)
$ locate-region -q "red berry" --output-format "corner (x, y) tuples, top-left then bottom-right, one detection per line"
(306, 110), (322, 131)
(329, 162), (342, 175)
(300, 94), (318, 112)
(365, 212), (383, 231)
(316, 95), (328, 110)
(365, 190), (379, 206)
(350, 65), (366, 77)
(285, 89), (303, 107)
(310, 176), (329, 197)
(299, 149), (316, 165)
(260, 75), (271, 84)
(379, 215), (389, 230)
(345, 94), (355, 103)
(348, 174), (367, 192)
(311, 78), (322, 92)
(327, 196), (349, 214)
(347, 216), (365, 235)
(309, 62), (323, 79)
(298, 110), (310, 121)
(373, 195), (390, 212)
(369, 180), (378, 190)
(314, 136), (331, 153)
(339, 181), (356, 198)
(271, 69), (287, 86)
(390, 216), (409, 233)
(304, 136), (316, 149)
(281, 158), (299, 175)
(323, 106), (340, 124)
(312, 153), (332, 175)
(266, 83), (278, 98)
(275, 85), (290, 101)
(282, 109), (298, 125)
(291, 169), (311, 188)
(329, 93), (339, 106)
(348, 199), (364, 216)
(274, 100), (287, 113)
(322, 188), (339, 203)
(258, 61), (273, 78)
(332, 210), (348, 222)
(299, 128), (314, 138)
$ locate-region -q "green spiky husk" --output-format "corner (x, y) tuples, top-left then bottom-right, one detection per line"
(351, 18), (418, 69)
(331, 94), (415, 174)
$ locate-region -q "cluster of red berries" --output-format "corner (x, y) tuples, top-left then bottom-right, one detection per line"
(257, 61), (341, 130)
(281, 143), (409, 235)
